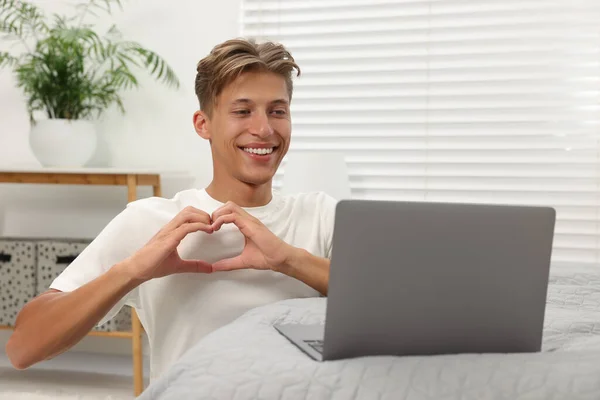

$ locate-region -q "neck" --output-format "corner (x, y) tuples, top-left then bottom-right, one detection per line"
(206, 175), (273, 208)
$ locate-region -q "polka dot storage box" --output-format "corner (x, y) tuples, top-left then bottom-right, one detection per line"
(0, 240), (36, 326)
(35, 239), (132, 333)
(0, 237), (131, 332)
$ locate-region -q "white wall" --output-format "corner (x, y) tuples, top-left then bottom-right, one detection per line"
(0, 0), (242, 355)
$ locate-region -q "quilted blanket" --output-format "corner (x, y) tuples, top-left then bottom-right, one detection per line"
(140, 264), (600, 400)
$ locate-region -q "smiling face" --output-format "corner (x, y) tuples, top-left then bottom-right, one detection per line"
(194, 71), (292, 187)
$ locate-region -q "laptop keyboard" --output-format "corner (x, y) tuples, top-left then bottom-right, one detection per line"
(304, 339), (324, 354)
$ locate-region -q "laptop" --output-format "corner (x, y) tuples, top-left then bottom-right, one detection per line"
(274, 199), (556, 361)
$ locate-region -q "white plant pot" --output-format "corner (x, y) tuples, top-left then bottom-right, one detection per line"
(29, 119), (97, 167)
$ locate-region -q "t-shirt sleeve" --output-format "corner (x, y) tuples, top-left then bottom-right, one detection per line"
(320, 193), (339, 260)
(49, 202), (155, 327)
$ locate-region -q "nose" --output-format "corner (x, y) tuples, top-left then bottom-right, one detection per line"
(249, 112), (274, 138)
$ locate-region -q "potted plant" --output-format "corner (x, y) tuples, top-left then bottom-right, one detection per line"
(0, 0), (180, 167)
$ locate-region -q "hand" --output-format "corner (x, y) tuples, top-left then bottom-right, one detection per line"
(124, 206), (215, 282)
(210, 201), (295, 272)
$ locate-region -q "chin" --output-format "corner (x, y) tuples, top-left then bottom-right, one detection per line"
(239, 173), (275, 187)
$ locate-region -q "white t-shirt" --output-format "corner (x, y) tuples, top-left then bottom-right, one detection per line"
(50, 188), (337, 380)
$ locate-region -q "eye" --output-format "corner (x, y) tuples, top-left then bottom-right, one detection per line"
(271, 109), (287, 116)
(233, 109), (251, 116)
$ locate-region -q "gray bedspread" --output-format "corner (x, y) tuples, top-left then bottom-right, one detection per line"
(140, 264), (600, 400)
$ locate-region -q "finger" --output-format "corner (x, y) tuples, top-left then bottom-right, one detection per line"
(211, 213), (240, 232)
(175, 259), (213, 274)
(213, 200), (256, 221)
(171, 212), (212, 233)
(213, 214), (257, 240)
(212, 256), (246, 272)
(172, 222), (214, 242)
(165, 207), (212, 232)
(211, 203), (237, 223)
(211, 213), (234, 231)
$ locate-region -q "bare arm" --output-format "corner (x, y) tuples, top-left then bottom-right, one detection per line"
(5, 262), (140, 369)
(6, 206), (214, 370)
(277, 248), (330, 296)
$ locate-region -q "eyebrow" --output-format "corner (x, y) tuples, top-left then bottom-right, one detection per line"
(230, 98), (289, 106)
(231, 99), (252, 105)
(271, 99), (290, 106)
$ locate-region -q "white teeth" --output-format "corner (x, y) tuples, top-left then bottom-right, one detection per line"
(243, 147), (274, 155)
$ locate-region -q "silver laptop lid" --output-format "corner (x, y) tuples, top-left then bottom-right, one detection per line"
(323, 200), (556, 360)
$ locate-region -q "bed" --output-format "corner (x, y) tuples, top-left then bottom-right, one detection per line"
(139, 263), (600, 400)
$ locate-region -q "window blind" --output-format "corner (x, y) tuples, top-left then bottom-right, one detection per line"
(241, 0), (600, 264)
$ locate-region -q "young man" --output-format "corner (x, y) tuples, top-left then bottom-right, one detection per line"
(6, 38), (337, 381)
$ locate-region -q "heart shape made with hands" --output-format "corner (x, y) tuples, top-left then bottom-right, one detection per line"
(181, 202), (292, 273)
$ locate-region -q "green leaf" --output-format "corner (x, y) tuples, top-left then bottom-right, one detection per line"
(0, 0), (48, 39)
(74, 4), (99, 18)
(106, 23), (121, 39)
(75, 0), (124, 22)
(129, 47), (180, 89)
(2, 0), (178, 122)
(0, 50), (18, 67)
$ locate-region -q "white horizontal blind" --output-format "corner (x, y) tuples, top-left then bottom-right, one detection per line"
(241, 0), (600, 264)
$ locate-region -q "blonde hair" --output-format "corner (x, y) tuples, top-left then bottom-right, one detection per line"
(195, 38), (301, 116)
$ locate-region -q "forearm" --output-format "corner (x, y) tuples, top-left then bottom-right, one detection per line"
(6, 261), (141, 369)
(278, 247), (330, 296)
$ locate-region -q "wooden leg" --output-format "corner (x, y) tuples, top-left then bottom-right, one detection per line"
(153, 180), (162, 198)
(127, 175), (138, 203)
(127, 175), (144, 396)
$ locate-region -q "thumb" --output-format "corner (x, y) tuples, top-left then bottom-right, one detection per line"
(175, 258), (213, 274)
(212, 256), (246, 272)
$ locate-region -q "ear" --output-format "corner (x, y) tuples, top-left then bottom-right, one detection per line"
(193, 110), (211, 141)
